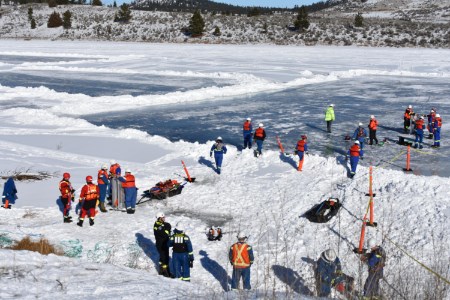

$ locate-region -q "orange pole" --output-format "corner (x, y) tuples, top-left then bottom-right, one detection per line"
(369, 166), (374, 225)
(181, 160), (192, 182)
(357, 215), (367, 253)
(406, 145), (411, 171)
(276, 136), (285, 154)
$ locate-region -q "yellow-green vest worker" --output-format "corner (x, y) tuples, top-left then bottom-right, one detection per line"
(325, 104), (335, 133)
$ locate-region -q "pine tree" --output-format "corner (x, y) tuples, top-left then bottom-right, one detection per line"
(113, 0), (116, 7)
(189, 10), (205, 37)
(47, 11), (63, 28)
(48, 0), (57, 8)
(294, 5), (309, 31)
(354, 12), (364, 27)
(92, 0), (102, 6)
(31, 18), (36, 29)
(114, 3), (132, 23)
(213, 26), (221, 36)
(63, 10), (72, 29)
(28, 7), (33, 22)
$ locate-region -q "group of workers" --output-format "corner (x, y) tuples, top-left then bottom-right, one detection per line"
(404, 105), (442, 148)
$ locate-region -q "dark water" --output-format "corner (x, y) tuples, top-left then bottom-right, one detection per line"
(86, 76), (450, 177)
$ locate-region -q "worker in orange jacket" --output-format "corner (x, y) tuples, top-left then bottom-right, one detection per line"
(295, 135), (308, 171)
(347, 141), (362, 178)
(368, 115), (378, 145)
(77, 175), (99, 227)
(118, 169), (137, 214)
(59, 172), (75, 223)
(229, 232), (254, 290)
(253, 123), (266, 157)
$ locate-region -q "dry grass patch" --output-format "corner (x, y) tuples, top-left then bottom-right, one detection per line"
(10, 237), (63, 256)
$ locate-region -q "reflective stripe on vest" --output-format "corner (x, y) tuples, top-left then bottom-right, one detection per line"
(232, 243), (250, 268)
(85, 184), (98, 201)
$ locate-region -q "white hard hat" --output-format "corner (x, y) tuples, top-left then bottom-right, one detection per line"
(420, 116), (424, 119)
(431, 109), (435, 113)
(237, 232), (247, 239)
(370, 115), (375, 119)
(102, 164), (108, 170)
(323, 249), (337, 262)
(355, 140), (360, 144)
(358, 122), (363, 126)
(110, 160), (116, 165)
(156, 212), (165, 219)
(216, 136), (222, 141)
(246, 117), (251, 121)
(436, 114), (440, 118)
(330, 104), (334, 107)
(176, 223), (184, 232)
(367, 238), (377, 249)
(408, 105), (412, 109)
(258, 123), (264, 128)
(125, 168), (131, 173)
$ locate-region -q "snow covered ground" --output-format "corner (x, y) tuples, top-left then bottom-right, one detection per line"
(0, 40), (449, 299)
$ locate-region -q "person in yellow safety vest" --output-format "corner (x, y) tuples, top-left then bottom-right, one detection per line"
(229, 232), (254, 290)
(325, 104), (335, 133)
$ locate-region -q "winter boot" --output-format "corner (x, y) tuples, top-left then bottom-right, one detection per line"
(126, 207), (133, 214)
(89, 218), (94, 226)
(64, 216), (73, 223)
(130, 208), (135, 214)
(77, 219), (84, 227)
(99, 202), (107, 213)
(161, 268), (171, 278)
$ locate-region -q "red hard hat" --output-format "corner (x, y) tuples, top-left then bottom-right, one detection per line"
(63, 172), (70, 180)
(86, 175), (93, 182)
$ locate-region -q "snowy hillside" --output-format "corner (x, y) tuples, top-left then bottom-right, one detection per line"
(0, 40), (449, 299)
(0, 2), (449, 47)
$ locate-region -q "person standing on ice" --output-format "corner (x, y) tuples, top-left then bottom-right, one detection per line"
(315, 249), (353, 297)
(325, 104), (335, 133)
(108, 160), (121, 205)
(414, 115), (425, 149)
(253, 123), (266, 157)
(210, 137), (227, 174)
(118, 169), (137, 214)
(97, 165), (109, 213)
(229, 232), (254, 290)
(361, 238), (386, 299)
(243, 117), (253, 149)
(368, 115), (378, 145)
(59, 172), (75, 223)
(427, 109), (436, 139)
(431, 114), (442, 148)
(295, 134), (308, 171)
(168, 223), (194, 282)
(77, 175), (99, 227)
(154, 212), (172, 277)
(347, 140), (362, 177)
(404, 105), (414, 133)
(352, 123), (367, 153)
(2, 177), (18, 209)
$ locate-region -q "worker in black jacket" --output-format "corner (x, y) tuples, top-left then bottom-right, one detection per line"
(154, 212), (172, 277)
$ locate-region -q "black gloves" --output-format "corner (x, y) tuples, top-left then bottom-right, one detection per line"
(189, 260), (194, 268)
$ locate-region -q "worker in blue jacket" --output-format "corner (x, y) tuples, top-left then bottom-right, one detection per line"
(2, 177), (18, 209)
(352, 122), (368, 152)
(168, 223), (194, 282)
(361, 238), (386, 299)
(210, 137), (227, 174)
(315, 249), (344, 297)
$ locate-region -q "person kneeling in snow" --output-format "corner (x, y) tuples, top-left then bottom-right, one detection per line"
(2, 177), (18, 209)
(118, 169), (137, 214)
(315, 249), (354, 298)
(77, 176), (99, 227)
(206, 226), (222, 241)
(168, 223), (194, 282)
(210, 137), (227, 174)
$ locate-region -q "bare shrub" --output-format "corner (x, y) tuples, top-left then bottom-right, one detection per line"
(10, 237), (63, 256)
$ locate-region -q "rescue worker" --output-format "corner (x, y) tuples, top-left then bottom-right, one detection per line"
(97, 164), (109, 213)
(154, 212), (172, 277)
(77, 175), (99, 227)
(316, 249), (343, 297)
(108, 160), (121, 205)
(352, 122), (367, 152)
(361, 238), (386, 299)
(414, 115), (425, 149)
(118, 169), (137, 214)
(243, 117), (253, 149)
(427, 109), (436, 139)
(59, 172), (75, 223)
(295, 134), (308, 171)
(210, 137), (227, 174)
(207, 226), (222, 241)
(229, 232), (254, 290)
(2, 177), (18, 209)
(368, 115), (378, 145)
(168, 223), (194, 282)
(404, 105), (414, 133)
(432, 114), (442, 148)
(348, 141), (362, 178)
(325, 104), (335, 133)
(253, 123), (266, 157)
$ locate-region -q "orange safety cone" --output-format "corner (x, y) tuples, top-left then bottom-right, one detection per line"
(403, 145), (413, 172)
(181, 160), (195, 182)
(276, 136), (285, 154)
(3, 199), (9, 209)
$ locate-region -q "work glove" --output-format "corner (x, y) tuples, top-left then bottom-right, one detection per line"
(189, 260), (194, 268)
(306, 151), (309, 155)
(209, 152), (213, 158)
(71, 196), (75, 202)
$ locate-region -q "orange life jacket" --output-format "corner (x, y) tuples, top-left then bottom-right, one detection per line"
(415, 119), (425, 130)
(369, 119), (378, 130)
(121, 174), (136, 188)
(243, 121), (251, 131)
(296, 140), (306, 152)
(231, 243), (251, 268)
(404, 108), (413, 119)
(109, 163), (120, 176)
(83, 183), (98, 201)
(59, 180), (72, 198)
(98, 169), (108, 185)
(435, 117), (442, 128)
(255, 128), (264, 138)
(349, 145), (360, 157)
